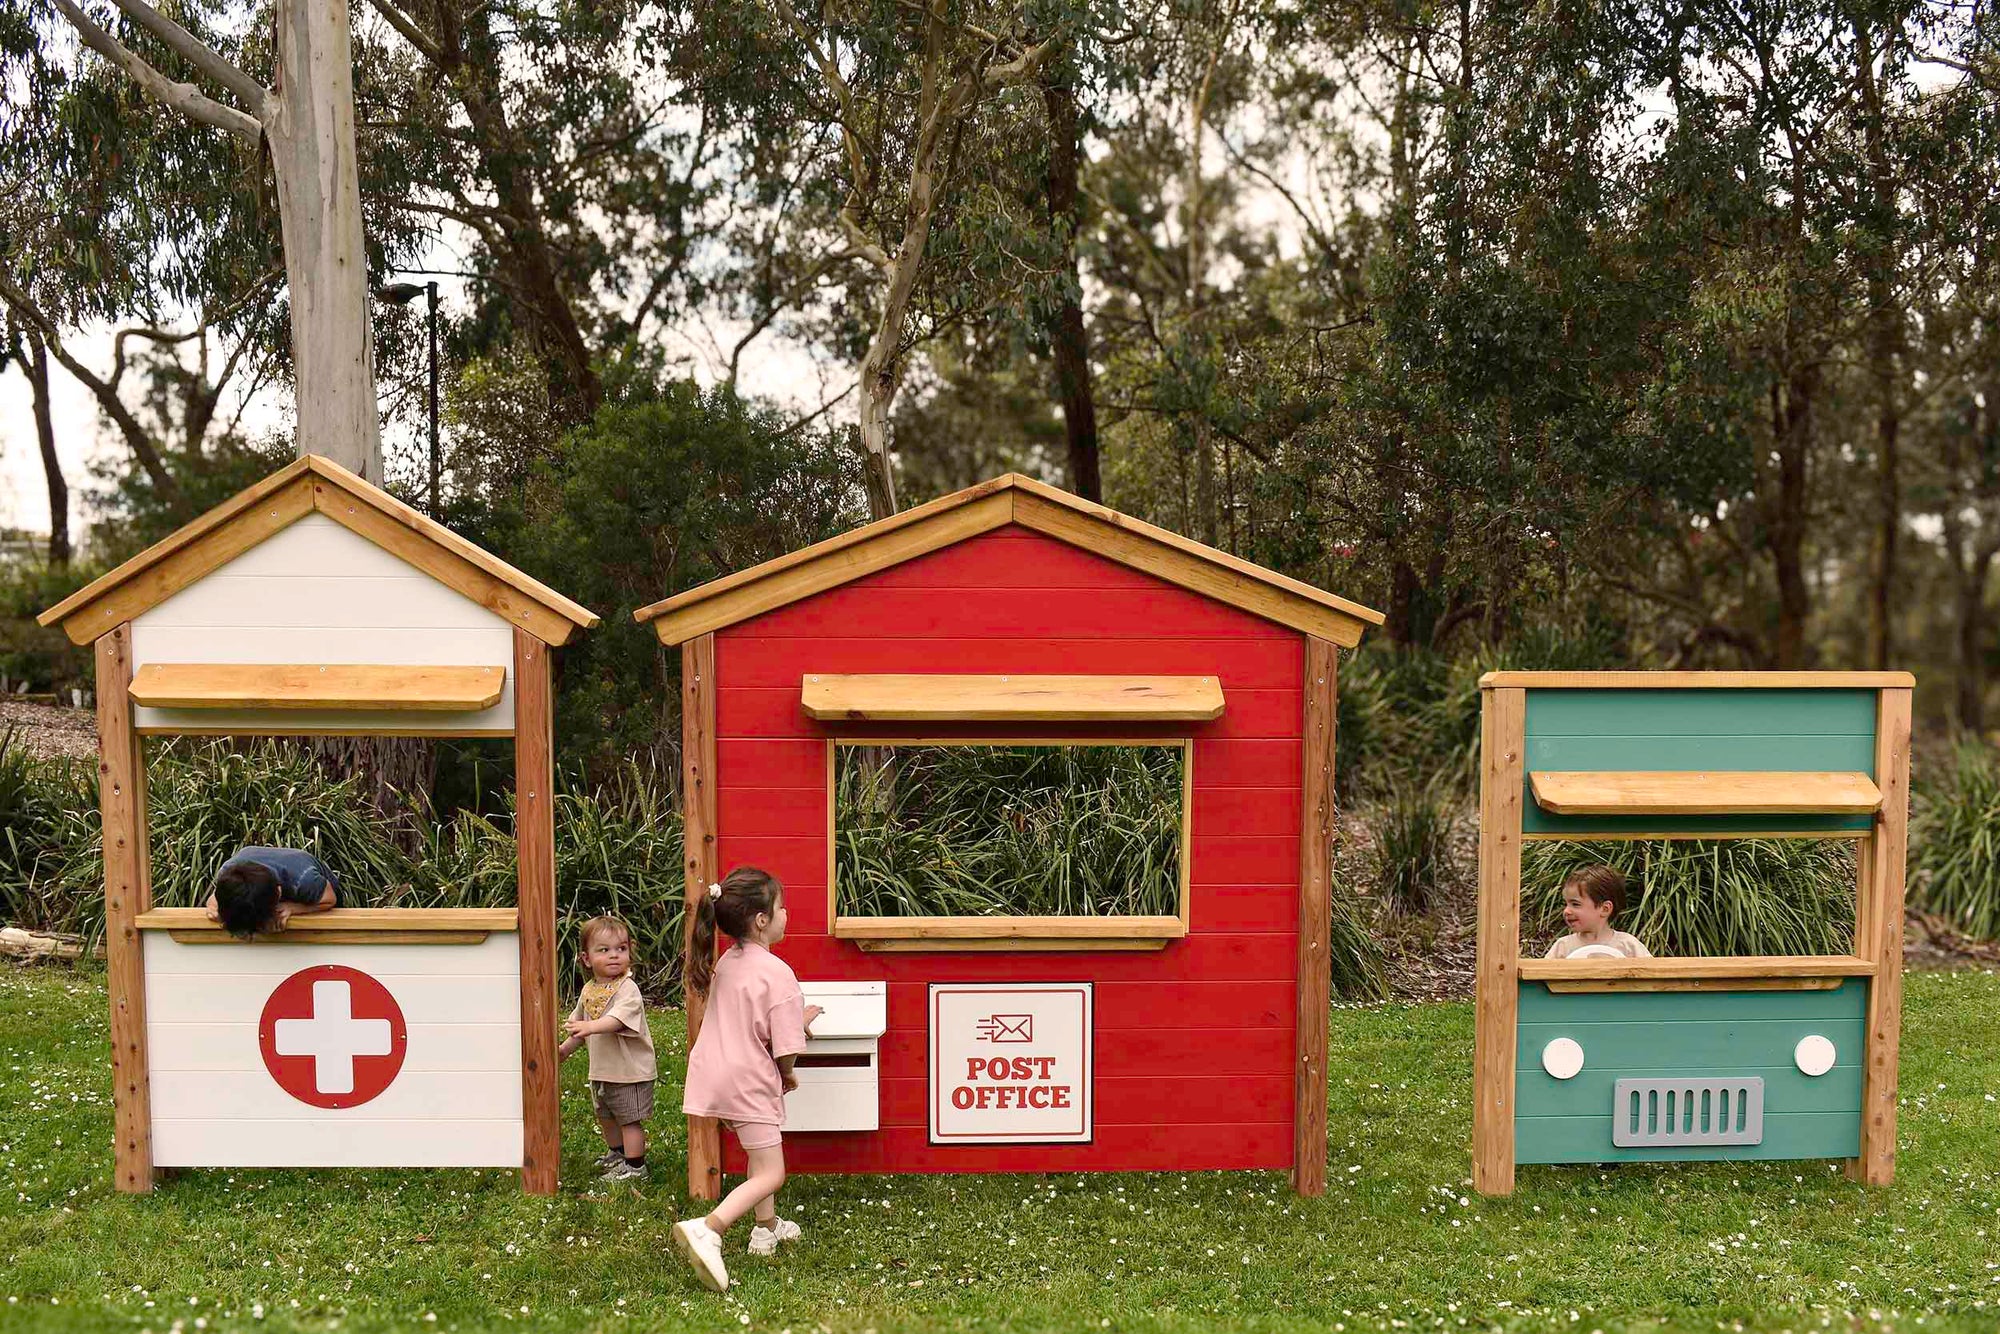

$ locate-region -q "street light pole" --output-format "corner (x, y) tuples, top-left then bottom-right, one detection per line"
(378, 279), (442, 517)
(425, 281), (439, 517)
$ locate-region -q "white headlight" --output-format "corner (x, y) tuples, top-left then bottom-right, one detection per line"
(1794, 1035), (1837, 1077)
(1541, 1037), (1585, 1080)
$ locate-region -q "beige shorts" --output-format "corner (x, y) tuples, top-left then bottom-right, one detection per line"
(725, 1119), (783, 1151)
(591, 1079), (655, 1126)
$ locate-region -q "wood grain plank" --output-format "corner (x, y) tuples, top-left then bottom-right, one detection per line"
(1473, 686), (1525, 1197)
(514, 629), (559, 1195)
(1528, 770), (1881, 816)
(97, 625), (154, 1192)
(718, 634), (1304, 688)
(1518, 955), (1876, 981)
(1851, 686), (1911, 1185)
(682, 633), (723, 1199)
(1481, 670), (1915, 689)
(1293, 638), (1335, 1197)
(129, 663), (505, 712)
(136, 907), (520, 932)
(800, 674), (1225, 722)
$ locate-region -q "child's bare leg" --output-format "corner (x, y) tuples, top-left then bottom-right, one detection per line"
(620, 1122), (647, 1161)
(705, 1146), (785, 1233)
(594, 1111), (622, 1152)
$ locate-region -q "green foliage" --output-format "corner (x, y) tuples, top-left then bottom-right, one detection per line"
(1367, 782), (1460, 918)
(1523, 838), (1856, 959)
(0, 559), (98, 693)
(835, 744), (1184, 918)
(1912, 738), (2000, 940)
(2, 738), (687, 998)
(0, 730), (97, 942)
(476, 380), (864, 770)
(1327, 870), (1389, 1001)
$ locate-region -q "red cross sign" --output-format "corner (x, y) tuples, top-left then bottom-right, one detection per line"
(257, 965), (408, 1109)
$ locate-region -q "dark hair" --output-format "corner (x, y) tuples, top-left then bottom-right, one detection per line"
(579, 915), (632, 953)
(1564, 864), (1627, 917)
(213, 861), (281, 938)
(686, 866), (783, 998)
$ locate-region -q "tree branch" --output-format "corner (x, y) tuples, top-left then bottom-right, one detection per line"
(0, 267), (183, 503)
(49, 0), (261, 140)
(361, 0), (444, 66)
(108, 0), (268, 113)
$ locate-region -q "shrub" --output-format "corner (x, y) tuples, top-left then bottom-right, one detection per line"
(1367, 781), (1462, 917)
(1523, 838), (1856, 958)
(4, 740), (690, 999)
(1912, 738), (2000, 940)
(1328, 871), (1390, 1001)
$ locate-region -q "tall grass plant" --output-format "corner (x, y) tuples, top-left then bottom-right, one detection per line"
(1523, 837), (1855, 957)
(1912, 737), (2000, 939)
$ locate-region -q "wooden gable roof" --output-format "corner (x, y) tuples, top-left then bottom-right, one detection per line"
(39, 455), (600, 647)
(633, 473), (1384, 647)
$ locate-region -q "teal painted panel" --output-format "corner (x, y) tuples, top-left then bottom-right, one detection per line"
(1521, 689), (1878, 835)
(1516, 1064), (1861, 1118)
(1526, 690), (1878, 738)
(1518, 978), (1868, 1024)
(1515, 1018), (1864, 1069)
(1513, 980), (1868, 1165)
(1515, 1112), (1861, 1164)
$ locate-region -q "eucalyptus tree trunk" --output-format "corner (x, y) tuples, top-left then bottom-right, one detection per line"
(50, 0), (383, 481)
(1042, 75), (1098, 503)
(24, 329), (71, 565)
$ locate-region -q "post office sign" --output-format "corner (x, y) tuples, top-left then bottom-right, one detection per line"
(928, 983), (1093, 1144)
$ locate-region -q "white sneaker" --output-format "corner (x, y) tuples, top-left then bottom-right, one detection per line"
(671, 1218), (730, 1291)
(747, 1217), (802, 1255)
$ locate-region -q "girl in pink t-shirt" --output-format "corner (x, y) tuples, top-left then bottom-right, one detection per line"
(670, 866), (822, 1292)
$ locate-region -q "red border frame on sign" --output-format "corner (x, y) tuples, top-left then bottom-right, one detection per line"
(928, 984), (1093, 1143)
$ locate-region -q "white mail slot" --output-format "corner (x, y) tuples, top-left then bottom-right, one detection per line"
(784, 980), (887, 1133)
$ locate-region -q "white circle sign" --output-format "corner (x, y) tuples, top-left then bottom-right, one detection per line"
(1794, 1034), (1837, 1077)
(1541, 1037), (1585, 1080)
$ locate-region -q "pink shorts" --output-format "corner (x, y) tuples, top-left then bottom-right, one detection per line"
(725, 1120), (782, 1151)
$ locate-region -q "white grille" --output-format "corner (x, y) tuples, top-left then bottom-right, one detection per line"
(1612, 1078), (1764, 1147)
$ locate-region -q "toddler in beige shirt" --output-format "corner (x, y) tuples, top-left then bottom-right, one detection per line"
(559, 916), (657, 1181)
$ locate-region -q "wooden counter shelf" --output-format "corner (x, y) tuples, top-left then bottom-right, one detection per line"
(832, 914), (1187, 953)
(802, 673), (1224, 723)
(134, 906), (518, 945)
(1519, 953), (1877, 993)
(129, 663), (506, 712)
(1528, 770), (1881, 817)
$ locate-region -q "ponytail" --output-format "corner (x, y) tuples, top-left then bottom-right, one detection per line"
(685, 865), (783, 999)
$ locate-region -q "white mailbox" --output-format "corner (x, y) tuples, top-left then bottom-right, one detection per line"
(785, 981), (888, 1132)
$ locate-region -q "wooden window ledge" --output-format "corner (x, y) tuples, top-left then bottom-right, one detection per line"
(1528, 770), (1881, 817)
(831, 915), (1186, 953)
(129, 663), (505, 712)
(803, 674), (1224, 722)
(134, 906), (517, 945)
(1518, 954), (1876, 993)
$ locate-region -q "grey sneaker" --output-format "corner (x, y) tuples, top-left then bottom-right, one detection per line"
(747, 1217), (802, 1256)
(600, 1158), (646, 1182)
(671, 1218), (729, 1291)
(592, 1149), (625, 1171)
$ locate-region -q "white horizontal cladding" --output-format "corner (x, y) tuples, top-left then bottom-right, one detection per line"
(142, 933), (525, 1167)
(153, 1118), (523, 1168)
(150, 1021), (521, 1073)
(130, 512), (516, 734)
(153, 1069), (524, 1121)
(148, 972), (521, 1025)
(145, 934), (522, 979)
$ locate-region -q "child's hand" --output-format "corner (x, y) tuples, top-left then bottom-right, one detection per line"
(803, 1004), (824, 1032)
(563, 1018), (592, 1038)
(781, 1070), (799, 1094)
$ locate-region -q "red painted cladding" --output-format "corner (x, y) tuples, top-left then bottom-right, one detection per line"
(710, 523), (1307, 1176)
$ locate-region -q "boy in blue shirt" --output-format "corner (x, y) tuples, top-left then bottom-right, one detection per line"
(203, 846), (342, 937)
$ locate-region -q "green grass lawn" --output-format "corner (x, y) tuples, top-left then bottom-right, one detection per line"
(3, 967), (1998, 1333)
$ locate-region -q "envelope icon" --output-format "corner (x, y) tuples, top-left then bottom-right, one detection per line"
(977, 1014), (1034, 1043)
